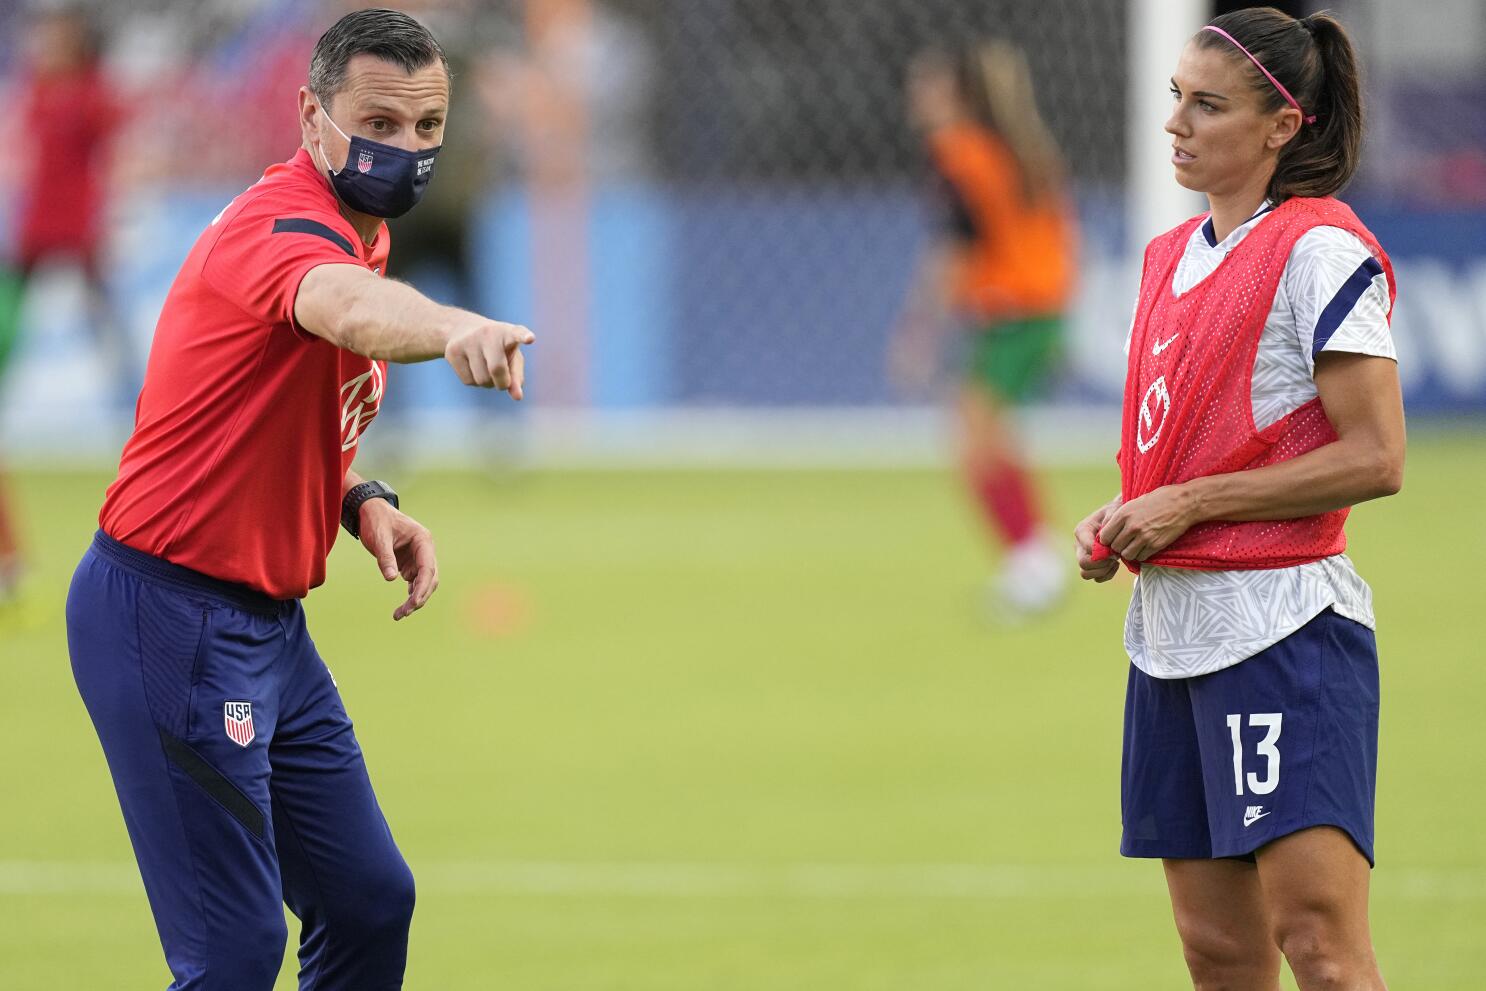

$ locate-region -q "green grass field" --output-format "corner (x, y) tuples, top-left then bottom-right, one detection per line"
(3, 433), (1483, 989)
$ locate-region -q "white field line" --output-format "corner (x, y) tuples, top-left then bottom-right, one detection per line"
(3, 861), (1484, 901)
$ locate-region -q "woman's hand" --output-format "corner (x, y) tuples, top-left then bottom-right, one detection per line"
(1074, 497), (1122, 582)
(1097, 484), (1198, 563)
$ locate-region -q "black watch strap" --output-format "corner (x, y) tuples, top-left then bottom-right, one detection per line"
(342, 480), (399, 540)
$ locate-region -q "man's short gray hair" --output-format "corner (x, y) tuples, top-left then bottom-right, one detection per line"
(308, 8), (450, 103)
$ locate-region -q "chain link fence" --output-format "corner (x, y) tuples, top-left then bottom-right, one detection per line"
(2, 0), (1483, 462)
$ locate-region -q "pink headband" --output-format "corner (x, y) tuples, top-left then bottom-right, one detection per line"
(1202, 24), (1317, 125)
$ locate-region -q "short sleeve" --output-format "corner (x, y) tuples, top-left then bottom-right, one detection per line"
(200, 193), (364, 329)
(1281, 226), (1395, 377)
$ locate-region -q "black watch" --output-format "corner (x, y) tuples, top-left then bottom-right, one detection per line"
(341, 480), (399, 540)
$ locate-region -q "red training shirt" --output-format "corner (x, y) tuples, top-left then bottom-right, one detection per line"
(101, 149), (389, 599)
(17, 64), (120, 264)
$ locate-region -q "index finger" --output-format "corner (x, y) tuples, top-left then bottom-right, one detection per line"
(393, 536), (440, 621)
(392, 572), (435, 620)
(507, 347), (525, 401)
(410, 536), (439, 607)
(1097, 508), (1128, 550)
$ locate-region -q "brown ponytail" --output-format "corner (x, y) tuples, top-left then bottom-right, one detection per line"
(1194, 7), (1364, 203)
(954, 40), (1067, 205)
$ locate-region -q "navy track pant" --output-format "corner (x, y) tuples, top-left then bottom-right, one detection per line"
(67, 532), (414, 990)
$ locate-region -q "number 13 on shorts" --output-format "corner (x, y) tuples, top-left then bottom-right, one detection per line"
(1226, 713), (1283, 796)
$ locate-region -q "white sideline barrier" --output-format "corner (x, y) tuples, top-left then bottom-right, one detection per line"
(1, 405), (1123, 471)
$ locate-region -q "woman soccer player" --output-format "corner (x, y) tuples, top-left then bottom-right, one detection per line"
(891, 41), (1078, 616)
(1074, 8), (1401, 989)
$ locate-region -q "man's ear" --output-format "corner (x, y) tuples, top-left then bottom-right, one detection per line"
(298, 87), (319, 137)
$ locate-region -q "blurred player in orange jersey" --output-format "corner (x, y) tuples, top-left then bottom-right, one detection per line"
(890, 41), (1078, 616)
(0, 5), (124, 604)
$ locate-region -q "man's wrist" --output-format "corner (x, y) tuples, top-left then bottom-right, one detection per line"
(442, 306), (485, 344)
(342, 480), (399, 539)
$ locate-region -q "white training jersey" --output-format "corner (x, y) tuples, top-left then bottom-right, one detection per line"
(1122, 201), (1395, 679)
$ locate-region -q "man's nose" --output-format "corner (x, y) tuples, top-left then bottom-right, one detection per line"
(395, 133), (440, 153)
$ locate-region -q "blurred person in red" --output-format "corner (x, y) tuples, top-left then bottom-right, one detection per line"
(0, 4), (123, 604)
(14, 5), (118, 274)
(890, 41), (1079, 617)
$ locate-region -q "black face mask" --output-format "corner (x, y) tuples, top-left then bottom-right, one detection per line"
(316, 110), (441, 219)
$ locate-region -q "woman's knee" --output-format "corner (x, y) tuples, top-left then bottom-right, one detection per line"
(1173, 911), (1277, 988)
(1272, 909), (1369, 988)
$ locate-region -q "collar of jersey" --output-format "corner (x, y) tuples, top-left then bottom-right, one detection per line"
(1199, 200), (1277, 250)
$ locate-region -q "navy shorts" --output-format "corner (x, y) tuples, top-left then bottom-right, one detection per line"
(67, 532), (415, 990)
(1120, 607), (1379, 865)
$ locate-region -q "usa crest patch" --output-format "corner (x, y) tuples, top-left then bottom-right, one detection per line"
(357, 149), (374, 173)
(224, 701), (256, 747)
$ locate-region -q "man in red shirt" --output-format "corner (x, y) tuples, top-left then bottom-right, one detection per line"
(65, 10), (532, 989)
